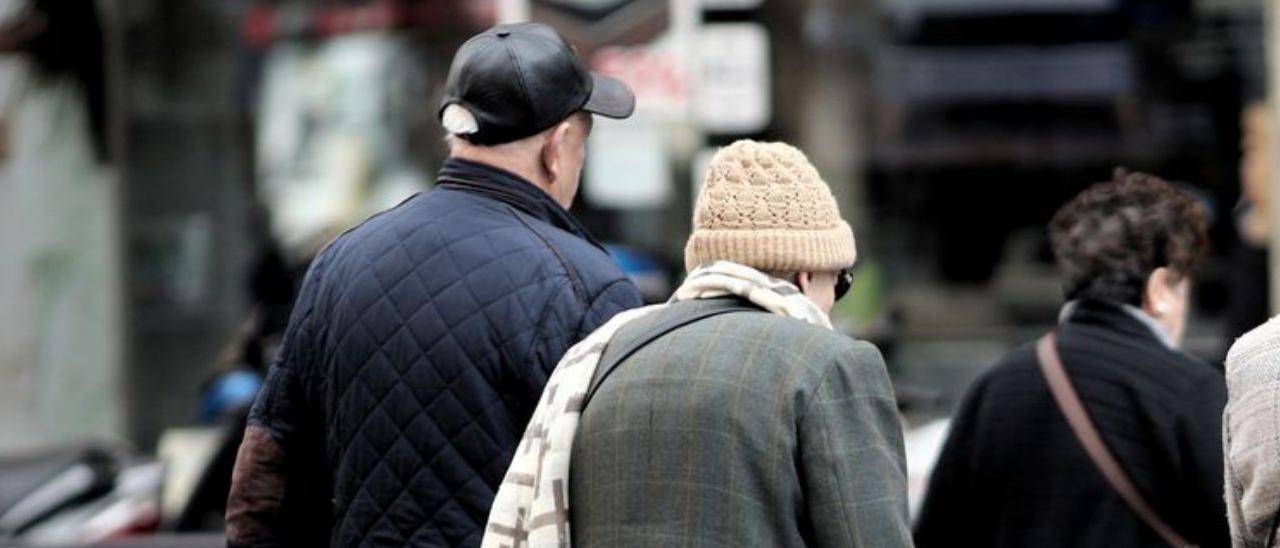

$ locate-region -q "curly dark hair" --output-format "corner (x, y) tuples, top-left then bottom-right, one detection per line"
(1048, 168), (1209, 306)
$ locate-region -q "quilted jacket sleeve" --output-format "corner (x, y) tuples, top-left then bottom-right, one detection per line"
(799, 340), (912, 548)
(515, 278), (642, 399)
(226, 257), (331, 548)
(574, 278), (644, 341)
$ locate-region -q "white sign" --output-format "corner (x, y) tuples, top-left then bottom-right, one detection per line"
(694, 23), (771, 134)
(592, 37), (691, 120)
(585, 121), (672, 209)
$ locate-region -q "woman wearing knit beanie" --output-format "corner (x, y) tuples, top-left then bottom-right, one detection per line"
(683, 140), (858, 311)
(1225, 315), (1280, 547)
(484, 140), (911, 548)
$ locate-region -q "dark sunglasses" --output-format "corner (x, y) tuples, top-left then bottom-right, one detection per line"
(834, 267), (855, 302)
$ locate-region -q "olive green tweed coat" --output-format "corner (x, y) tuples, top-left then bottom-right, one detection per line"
(568, 298), (912, 548)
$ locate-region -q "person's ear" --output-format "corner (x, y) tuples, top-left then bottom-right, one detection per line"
(541, 121), (572, 185)
(795, 272), (813, 294)
(1144, 267), (1177, 317)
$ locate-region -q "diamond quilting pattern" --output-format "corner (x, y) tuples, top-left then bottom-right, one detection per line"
(254, 186), (641, 547)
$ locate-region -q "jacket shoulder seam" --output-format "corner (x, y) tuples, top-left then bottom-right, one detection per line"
(527, 276), (577, 361)
(504, 205), (587, 305)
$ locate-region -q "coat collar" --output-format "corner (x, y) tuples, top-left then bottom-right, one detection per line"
(1059, 298), (1177, 350)
(436, 158), (605, 251)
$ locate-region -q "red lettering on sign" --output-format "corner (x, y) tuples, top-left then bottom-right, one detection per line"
(592, 46), (689, 107)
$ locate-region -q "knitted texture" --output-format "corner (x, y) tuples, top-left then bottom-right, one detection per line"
(685, 140), (857, 273)
(1225, 314), (1280, 547)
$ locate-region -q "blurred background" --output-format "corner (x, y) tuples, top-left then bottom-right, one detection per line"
(0, 0), (1276, 543)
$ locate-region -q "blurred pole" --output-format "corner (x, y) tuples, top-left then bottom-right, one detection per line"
(496, 0), (529, 23)
(1270, 0), (1280, 315)
(790, 0), (876, 257)
(97, 0), (130, 441)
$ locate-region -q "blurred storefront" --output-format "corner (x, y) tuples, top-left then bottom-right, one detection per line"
(866, 0), (1268, 412)
(117, 0), (492, 450)
(0, 0), (1272, 457)
(0, 0), (1276, 538)
(2, 0), (1280, 540)
(0, 0), (493, 452)
(0, 0), (122, 452)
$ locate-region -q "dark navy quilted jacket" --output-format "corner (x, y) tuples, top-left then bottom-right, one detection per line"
(226, 158), (643, 548)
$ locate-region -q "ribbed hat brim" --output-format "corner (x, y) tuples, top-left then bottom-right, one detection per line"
(684, 222), (857, 273)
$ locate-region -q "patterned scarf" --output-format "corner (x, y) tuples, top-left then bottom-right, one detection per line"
(482, 261), (831, 548)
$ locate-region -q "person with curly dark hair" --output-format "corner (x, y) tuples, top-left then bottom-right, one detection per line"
(916, 169), (1228, 548)
(1048, 169), (1209, 345)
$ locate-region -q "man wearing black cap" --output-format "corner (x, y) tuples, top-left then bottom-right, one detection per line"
(226, 23), (643, 548)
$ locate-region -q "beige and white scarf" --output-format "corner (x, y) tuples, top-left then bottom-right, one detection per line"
(481, 261), (831, 548)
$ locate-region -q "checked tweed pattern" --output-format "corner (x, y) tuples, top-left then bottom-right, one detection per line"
(482, 261), (832, 548)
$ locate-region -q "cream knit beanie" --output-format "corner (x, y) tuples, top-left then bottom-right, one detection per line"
(685, 140), (857, 273)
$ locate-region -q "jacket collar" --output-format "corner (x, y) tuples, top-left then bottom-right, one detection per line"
(1059, 298), (1177, 350)
(436, 158), (605, 250)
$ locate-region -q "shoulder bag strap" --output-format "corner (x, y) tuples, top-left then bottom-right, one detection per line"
(580, 301), (759, 410)
(1036, 332), (1192, 548)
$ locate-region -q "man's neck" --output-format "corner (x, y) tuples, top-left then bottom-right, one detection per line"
(444, 154), (565, 209)
(449, 150), (548, 190)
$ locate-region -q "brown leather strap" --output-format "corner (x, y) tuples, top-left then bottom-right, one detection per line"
(1036, 333), (1192, 548)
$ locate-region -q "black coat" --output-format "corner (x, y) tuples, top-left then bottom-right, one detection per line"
(915, 299), (1229, 548)
(226, 158), (643, 547)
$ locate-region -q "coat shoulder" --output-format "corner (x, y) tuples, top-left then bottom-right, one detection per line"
(754, 313), (881, 362)
(696, 311), (888, 388)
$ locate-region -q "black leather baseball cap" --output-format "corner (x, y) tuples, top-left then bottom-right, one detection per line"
(440, 22), (636, 146)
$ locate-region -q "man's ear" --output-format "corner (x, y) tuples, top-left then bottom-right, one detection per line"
(1144, 267), (1176, 317)
(541, 121), (572, 185)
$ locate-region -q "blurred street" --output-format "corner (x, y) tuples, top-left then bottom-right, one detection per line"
(0, 0), (1276, 544)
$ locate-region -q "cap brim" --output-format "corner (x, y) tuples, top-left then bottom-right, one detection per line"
(582, 72), (635, 119)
